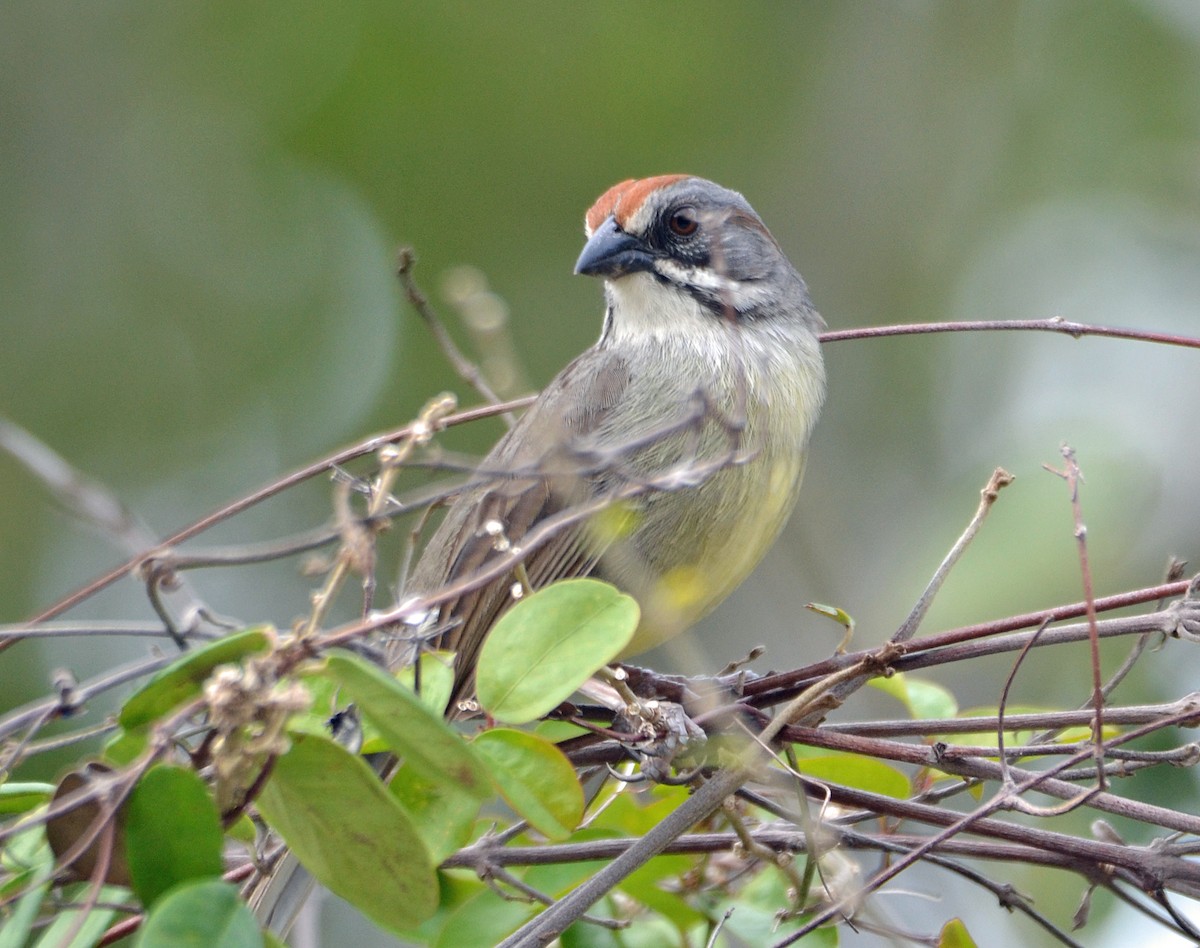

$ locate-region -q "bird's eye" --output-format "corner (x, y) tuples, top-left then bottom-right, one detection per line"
(668, 208), (698, 237)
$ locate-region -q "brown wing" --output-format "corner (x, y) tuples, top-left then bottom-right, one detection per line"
(395, 347), (632, 699)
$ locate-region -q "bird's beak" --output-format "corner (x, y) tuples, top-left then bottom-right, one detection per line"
(574, 216), (655, 278)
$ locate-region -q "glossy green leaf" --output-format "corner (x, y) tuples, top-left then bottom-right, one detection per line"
(472, 728), (583, 840)
(318, 651), (490, 800)
(119, 626), (273, 729)
(135, 879), (261, 948)
(125, 765), (224, 908)
(476, 579), (639, 724)
(0, 782), (54, 815)
(389, 761), (482, 863)
(255, 732), (438, 932)
(793, 750), (910, 799)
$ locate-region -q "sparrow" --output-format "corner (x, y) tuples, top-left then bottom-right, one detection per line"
(391, 175), (826, 700)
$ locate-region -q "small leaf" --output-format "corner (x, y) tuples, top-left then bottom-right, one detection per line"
(476, 579), (639, 724)
(870, 671), (957, 721)
(394, 651), (457, 716)
(904, 678), (957, 721)
(119, 626), (273, 729)
(102, 727), (149, 766)
(719, 867), (841, 944)
(318, 651), (490, 800)
(225, 813), (257, 845)
(125, 765), (223, 908)
(255, 732), (437, 932)
(793, 750), (910, 799)
(0, 782), (54, 815)
(135, 879), (261, 948)
(472, 729), (583, 840)
(938, 917), (979, 948)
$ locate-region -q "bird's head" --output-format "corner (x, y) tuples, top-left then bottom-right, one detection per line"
(574, 175), (820, 332)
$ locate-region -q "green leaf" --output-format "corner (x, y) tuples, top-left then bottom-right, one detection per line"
(102, 726), (149, 766)
(119, 626), (273, 729)
(793, 749), (910, 799)
(523, 827), (614, 898)
(135, 879), (261, 948)
(318, 651), (490, 800)
(938, 917), (979, 948)
(476, 579), (639, 724)
(395, 650), (457, 716)
(125, 765), (224, 908)
(225, 813), (257, 845)
(718, 867), (840, 945)
(32, 884), (124, 947)
(622, 852), (705, 930)
(433, 886), (533, 948)
(389, 762), (482, 863)
(561, 912), (624, 948)
(870, 672), (957, 720)
(471, 729), (582, 840)
(0, 783), (54, 815)
(0, 825), (54, 946)
(588, 783), (689, 836)
(255, 732), (437, 932)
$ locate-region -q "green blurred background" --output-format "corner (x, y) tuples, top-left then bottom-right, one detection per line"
(3, 2), (1199, 944)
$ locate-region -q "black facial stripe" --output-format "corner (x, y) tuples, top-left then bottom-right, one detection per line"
(647, 266), (746, 318)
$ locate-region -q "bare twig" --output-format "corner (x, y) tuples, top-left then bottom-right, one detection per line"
(894, 468), (1013, 643)
(1044, 445), (1106, 782)
(25, 397), (534, 627)
(397, 248), (515, 426)
(819, 317), (1200, 351)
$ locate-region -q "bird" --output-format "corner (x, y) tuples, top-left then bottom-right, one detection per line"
(252, 176), (827, 935)
(389, 175), (827, 703)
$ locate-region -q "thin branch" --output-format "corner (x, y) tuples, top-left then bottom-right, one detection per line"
(894, 467), (1013, 642)
(1044, 446), (1107, 754)
(23, 397), (535, 627)
(819, 317), (1200, 351)
(396, 247), (515, 426)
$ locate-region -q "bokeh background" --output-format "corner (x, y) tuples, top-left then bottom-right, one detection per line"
(3, 3), (1200, 945)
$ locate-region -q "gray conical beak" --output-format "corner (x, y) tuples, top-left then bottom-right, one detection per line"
(574, 216), (655, 278)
